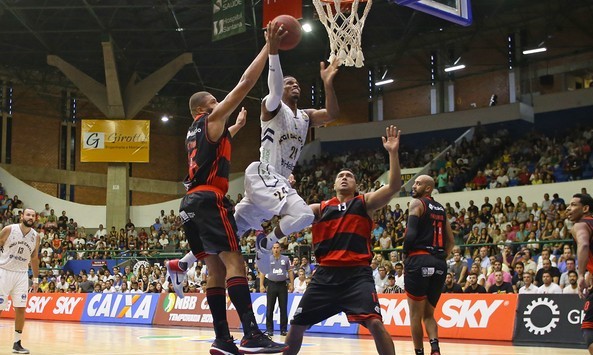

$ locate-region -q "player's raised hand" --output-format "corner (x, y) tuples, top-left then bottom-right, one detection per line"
(265, 21), (286, 55)
(235, 107), (247, 128)
(320, 58), (340, 84)
(382, 125), (401, 153)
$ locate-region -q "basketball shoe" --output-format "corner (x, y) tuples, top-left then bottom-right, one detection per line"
(210, 337), (240, 355)
(165, 259), (187, 298)
(239, 331), (288, 354)
(12, 340), (29, 354)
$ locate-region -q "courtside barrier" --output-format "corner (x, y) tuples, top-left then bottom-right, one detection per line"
(513, 294), (586, 347)
(0, 294), (86, 321)
(0, 292), (585, 348)
(359, 293), (517, 341)
(250, 293), (359, 334)
(80, 293), (159, 324)
(153, 293), (241, 328)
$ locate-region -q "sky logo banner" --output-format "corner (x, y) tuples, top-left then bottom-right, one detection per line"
(0, 293), (86, 321)
(251, 293), (358, 334)
(360, 294), (516, 341)
(81, 293), (158, 324)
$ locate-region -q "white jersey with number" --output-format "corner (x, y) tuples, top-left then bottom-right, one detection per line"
(0, 224), (38, 272)
(259, 101), (310, 178)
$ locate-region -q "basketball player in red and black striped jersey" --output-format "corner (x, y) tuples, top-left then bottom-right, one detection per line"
(284, 125), (401, 355)
(403, 175), (454, 355)
(567, 193), (593, 354)
(166, 22), (288, 355)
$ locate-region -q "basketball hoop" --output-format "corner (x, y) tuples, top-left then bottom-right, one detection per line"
(312, 0), (372, 68)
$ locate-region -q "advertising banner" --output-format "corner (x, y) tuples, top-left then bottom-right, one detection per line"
(153, 293), (241, 328)
(0, 293), (86, 321)
(251, 293), (359, 335)
(513, 294), (586, 347)
(81, 293), (159, 324)
(212, 0), (246, 42)
(359, 293), (517, 341)
(80, 119), (150, 162)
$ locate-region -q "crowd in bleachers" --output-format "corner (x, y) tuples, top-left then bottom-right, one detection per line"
(0, 121), (591, 295)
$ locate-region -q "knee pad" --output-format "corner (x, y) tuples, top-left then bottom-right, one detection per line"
(583, 329), (593, 347)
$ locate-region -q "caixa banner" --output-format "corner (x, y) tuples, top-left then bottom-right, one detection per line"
(81, 293), (159, 325)
(513, 294), (586, 348)
(250, 293), (359, 335)
(360, 294), (517, 341)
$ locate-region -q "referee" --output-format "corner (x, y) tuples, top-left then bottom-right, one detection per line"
(260, 242), (293, 336)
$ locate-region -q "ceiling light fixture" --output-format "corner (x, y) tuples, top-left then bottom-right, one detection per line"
(522, 47), (547, 55)
(375, 78), (394, 86)
(302, 23), (313, 33)
(444, 64), (465, 72)
(161, 115), (169, 122)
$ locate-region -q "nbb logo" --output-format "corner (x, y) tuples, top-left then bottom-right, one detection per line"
(83, 294), (158, 324)
(163, 294), (198, 312)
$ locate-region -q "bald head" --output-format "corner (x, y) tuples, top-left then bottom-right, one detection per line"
(411, 174), (435, 198)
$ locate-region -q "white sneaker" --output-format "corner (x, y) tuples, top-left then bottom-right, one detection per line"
(165, 259), (187, 298)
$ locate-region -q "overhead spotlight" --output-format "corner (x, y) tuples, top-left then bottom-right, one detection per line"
(375, 79), (394, 86)
(302, 22), (313, 33)
(522, 47), (547, 55)
(161, 115), (169, 122)
(444, 64), (465, 72)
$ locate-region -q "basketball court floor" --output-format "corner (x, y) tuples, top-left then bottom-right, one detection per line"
(0, 319), (585, 354)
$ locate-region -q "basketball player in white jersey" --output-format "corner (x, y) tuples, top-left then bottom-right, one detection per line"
(235, 55), (340, 275)
(0, 208), (40, 354)
(168, 50), (340, 296)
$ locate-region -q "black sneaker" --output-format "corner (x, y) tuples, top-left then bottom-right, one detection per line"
(210, 337), (240, 355)
(239, 332), (288, 354)
(12, 341), (30, 354)
(280, 331), (287, 336)
(263, 331), (274, 337)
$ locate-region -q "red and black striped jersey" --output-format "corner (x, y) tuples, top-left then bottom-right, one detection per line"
(182, 114), (231, 194)
(405, 196), (448, 257)
(577, 216), (593, 274)
(312, 195), (373, 267)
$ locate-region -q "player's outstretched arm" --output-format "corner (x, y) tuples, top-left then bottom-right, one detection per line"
(364, 125), (402, 212)
(261, 26), (285, 120)
(306, 59), (340, 127)
(208, 22), (282, 138)
(228, 107), (247, 138)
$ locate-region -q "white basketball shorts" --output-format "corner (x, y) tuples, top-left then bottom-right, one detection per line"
(0, 268), (29, 309)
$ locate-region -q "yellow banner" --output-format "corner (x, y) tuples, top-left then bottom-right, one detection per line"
(81, 120), (150, 163)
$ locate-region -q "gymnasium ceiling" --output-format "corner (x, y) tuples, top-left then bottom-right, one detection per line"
(1, 0), (592, 119)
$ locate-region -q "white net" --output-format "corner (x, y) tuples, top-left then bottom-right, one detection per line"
(312, 0), (373, 68)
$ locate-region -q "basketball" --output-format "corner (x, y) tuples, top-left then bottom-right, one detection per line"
(272, 15), (302, 50)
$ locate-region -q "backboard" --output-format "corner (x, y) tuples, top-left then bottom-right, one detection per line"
(392, 0), (472, 26)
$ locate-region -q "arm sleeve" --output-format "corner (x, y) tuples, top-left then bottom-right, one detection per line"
(264, 54), (283, 112)
(403, 215), (420, 252)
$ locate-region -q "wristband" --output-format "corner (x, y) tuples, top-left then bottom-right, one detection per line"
(32, 278), (39, 284)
